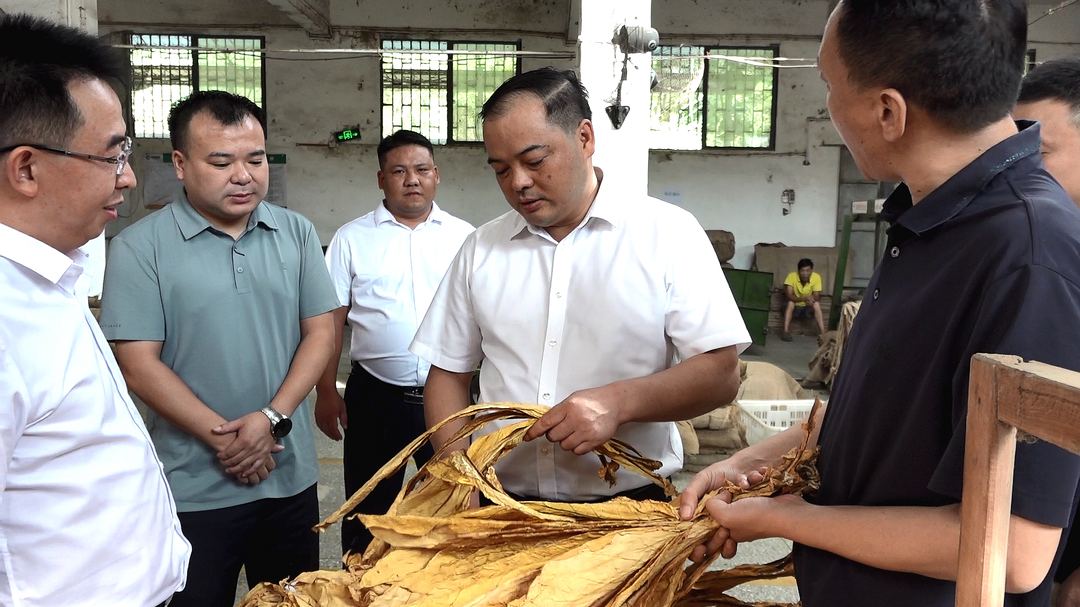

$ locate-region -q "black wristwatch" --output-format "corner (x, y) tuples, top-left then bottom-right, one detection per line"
(260, 407), (292, 439)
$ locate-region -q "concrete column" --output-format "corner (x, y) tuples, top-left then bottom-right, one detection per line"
(576, 0), (651, 193)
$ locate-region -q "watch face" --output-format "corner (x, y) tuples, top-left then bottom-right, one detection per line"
(273, 417), (293, 439)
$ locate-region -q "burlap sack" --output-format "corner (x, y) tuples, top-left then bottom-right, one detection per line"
(705, 230), (736, 263)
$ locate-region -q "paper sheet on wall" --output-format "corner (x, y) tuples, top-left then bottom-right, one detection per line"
(660, 188), (683, 206)
(140, 153), (288, 208)
(265, 155), (288, 207)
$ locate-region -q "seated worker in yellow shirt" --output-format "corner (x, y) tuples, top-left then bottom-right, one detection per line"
(781, 258), (825, 341)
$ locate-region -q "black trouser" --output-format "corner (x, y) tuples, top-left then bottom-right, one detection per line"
(169, 484), (319, 607)
(341, 363), (434, 556)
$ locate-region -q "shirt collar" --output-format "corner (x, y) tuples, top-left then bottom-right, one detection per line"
(0, 222), (88, 293)
(373, 200), (447, 228)
(880, 120), (1042, 235)
(173, 190), (278, 241)
(509, 167), (618, 241)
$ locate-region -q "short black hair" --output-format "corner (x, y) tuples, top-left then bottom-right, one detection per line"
(834, 0), (1027, 133)
(1019, 55), (1080, 121)
(798, 258), (814, 270)
(480, 67), (592, 134)
(377, 130), (435, 169)
(0, 13), (126, 148)
(168, 90), (267, 153)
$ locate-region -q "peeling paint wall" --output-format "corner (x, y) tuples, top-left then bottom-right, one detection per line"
(2, 0), (98, 32)
(98, 0), (1080, 271)
(329, 0), (569, 33)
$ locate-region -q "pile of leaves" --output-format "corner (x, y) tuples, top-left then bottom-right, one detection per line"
(239, 400), (823, 607)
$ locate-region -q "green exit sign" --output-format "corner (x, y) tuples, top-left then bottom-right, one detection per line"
(334, 127), (361, 142)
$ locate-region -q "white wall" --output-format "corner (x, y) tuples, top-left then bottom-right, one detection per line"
(1029, 2), (1080, 62)
(0, 0), (98, 32)
(98, 0), (1080, 270)
(645, 30), (840, 268)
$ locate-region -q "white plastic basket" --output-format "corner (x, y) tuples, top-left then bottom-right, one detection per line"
(736, 399), (817, 446)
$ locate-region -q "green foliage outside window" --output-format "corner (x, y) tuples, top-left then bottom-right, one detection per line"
(382, 40), (518, 144)
(650, 46), (777, 150)
(130, 34), (264, 139)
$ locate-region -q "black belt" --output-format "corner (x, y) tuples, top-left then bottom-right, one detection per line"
(507, 479), (673, 504)
(352, 361), (424, 404)
(481, 478), (673, 507)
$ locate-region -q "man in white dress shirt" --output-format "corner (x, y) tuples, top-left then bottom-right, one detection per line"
(410, 68), (749, 504)
(0, 14), (189, 607)
(316, 129), (474, 555)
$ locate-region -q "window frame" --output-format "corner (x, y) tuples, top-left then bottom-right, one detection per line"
(650, 43), (781, 151)
(380, 38), (523, 146)
(128, 33), (267, 139)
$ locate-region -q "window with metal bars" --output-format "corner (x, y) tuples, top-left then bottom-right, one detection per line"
(130, 34), (265, 139)
(1025, 49), (1037, 75)
(650, 45), (778, 150)
(381, 40), (520, 144)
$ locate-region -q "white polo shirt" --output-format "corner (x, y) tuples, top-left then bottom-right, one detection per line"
(326, 201), (474, 387)
(410, 170), (750, 501)
(0, 223), (190, 607)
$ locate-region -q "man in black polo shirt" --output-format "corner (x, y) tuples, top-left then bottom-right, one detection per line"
(680, 1), (1080, 606)
(1014, 55), (1080, 607)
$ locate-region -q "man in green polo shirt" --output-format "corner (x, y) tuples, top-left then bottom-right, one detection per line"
(100, 91), (338, 607)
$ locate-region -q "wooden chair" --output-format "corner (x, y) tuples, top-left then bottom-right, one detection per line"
(957, 354), (1080, 606)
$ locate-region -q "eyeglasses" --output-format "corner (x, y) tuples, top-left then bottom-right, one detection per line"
(0, 136), (132, 176)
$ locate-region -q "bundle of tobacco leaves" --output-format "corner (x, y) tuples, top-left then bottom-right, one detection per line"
(238, 399), (823, 607)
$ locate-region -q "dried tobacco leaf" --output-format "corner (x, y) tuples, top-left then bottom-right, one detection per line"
(238, 399), (823, 607)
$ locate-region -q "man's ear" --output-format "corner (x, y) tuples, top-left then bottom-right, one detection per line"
(577, 119), (596, 158)
(5, 148), (41, 199)
(171, 150), (186, 181)
(878, 88), (907, 143)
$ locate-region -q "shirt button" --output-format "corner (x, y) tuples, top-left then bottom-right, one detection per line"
(548, 340), (557, 347)
(555, 292), (563, 299)
(236, 267), (244, 274)
(542, 393), (551, 400)
(541, 447), (550, 455)
(890, 246), (900, 258)
(873, 288), (880, 300)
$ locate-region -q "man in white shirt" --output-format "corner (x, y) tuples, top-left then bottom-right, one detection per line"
(0, 14), (189, 607)
(410, 68), (748, 503)
(316, 130), (474, 555)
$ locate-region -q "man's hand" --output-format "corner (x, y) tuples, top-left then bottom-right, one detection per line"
(1058, 568), (1080, 607)
(523, 385), (624, 455)
(213, 411), (278, 478)
(705, 493), (802, 544)
(679, 461), (767, 562)
(315, 390), (348, 441)
(239, 453), (278, 486)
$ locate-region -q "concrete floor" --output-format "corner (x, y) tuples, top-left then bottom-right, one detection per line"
(232, 330), (824, 605)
